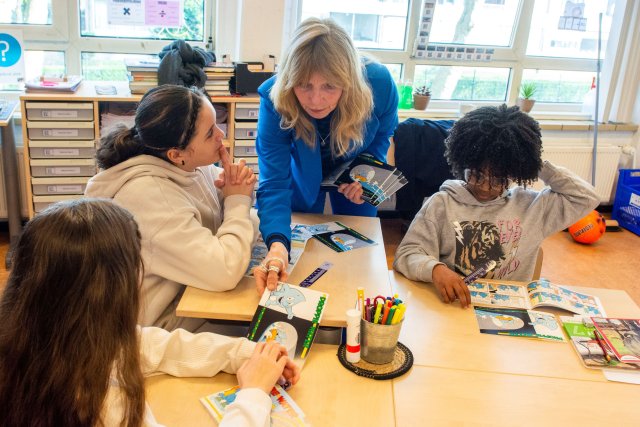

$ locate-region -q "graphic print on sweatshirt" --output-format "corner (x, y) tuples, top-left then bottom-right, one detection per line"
(453, 218), (522, 279)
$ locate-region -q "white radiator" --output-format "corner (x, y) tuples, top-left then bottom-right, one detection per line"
(532, 144), (621, 203)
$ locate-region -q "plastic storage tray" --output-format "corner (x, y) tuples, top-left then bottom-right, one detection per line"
(31, 177), (89, 195)
(33, 194), (81, 213)
(234, 103), (260, 120)
(612, 169), (640, 236)
(234, 121), (258, 139)
(25, 102), (94, 121)
(27, 121), (95, 140)
(30, 159), (97, 177)
(29, 140), (96, 159)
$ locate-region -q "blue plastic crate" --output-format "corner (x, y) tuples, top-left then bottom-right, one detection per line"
(612, 169), (640, 236)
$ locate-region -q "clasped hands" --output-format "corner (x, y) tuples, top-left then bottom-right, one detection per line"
(213, 145), (256, 196)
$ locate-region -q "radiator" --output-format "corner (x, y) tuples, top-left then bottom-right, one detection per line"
(532, 144), (621, 203)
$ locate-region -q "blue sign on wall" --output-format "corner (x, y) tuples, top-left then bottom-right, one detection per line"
(0, 33), (22, 68)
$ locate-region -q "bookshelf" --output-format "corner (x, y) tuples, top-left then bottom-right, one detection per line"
(19, 81), (259, 218)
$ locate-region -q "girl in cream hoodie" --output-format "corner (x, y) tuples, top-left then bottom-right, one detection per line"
(86, 85), (258, 331)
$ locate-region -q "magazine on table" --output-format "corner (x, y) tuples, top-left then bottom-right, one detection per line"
(473, 306), (565, 341)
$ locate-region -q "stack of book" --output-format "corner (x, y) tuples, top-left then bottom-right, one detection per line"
(204, 62), (234, 97)
(125, 59), (159, 94)
(25, 75), (83, 93)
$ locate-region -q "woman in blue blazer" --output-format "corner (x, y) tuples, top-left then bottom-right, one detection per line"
(254, 17), (398, 292)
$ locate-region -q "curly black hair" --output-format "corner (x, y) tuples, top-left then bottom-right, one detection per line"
(444, 104), (543, 186)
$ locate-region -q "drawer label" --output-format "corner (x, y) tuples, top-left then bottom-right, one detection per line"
(43, 129), (80, 137)
(42, 110), (79, 118)
(246, 130), (257, 137)
(46, 185), (83, 193)
(248, 110), (258, 117)
(45, 167), (82, 175)
(44, 148), (81, 156)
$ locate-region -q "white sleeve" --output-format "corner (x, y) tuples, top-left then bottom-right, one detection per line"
(139, 327), (255, 377)
(219, 388), (271, 427)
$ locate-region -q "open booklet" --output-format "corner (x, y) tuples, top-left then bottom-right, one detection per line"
(201, 384), (309, 426)
(320, 153), (407, 206)
(561, 315), (640, 370)
(307, 221), (377, 253)
(247, 282), (328, 368)
(245, 224), (315, 277)
(468, 278), (606, 317)
(473, 306), (565, 341)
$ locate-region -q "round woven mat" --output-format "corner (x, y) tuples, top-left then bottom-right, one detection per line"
(336, 342), (413, 380)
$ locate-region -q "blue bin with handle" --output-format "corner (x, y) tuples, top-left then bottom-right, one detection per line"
(612, 169), (640, 236)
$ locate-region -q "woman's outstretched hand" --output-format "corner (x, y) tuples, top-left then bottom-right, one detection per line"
(254, 241), (289, 294)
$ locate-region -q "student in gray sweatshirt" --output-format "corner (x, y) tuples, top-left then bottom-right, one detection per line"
(393, 105), (599, 308)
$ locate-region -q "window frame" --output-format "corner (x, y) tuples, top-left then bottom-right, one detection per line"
(294, 0), (631, 119)
(8, 0), (213, 77)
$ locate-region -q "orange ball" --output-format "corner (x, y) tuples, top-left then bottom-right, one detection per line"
(569, 210), (606, 244)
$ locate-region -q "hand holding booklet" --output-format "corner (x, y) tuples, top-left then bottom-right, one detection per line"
(321, 153), (407, 206)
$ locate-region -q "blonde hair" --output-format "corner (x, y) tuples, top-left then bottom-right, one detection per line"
(271, 17), (373, 158)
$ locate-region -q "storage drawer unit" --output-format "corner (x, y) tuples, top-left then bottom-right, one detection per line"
(234, 103), (260, 120)
(233, 140), (257, 157)
(33, 195), (81, 213)
(31, 177), (90, 195)
(28, 140), (96, 159)
(27, 121), (95, 140)
(25, 102), (94, 121)
(30, 159), (97, 177)
(234, 121), (258, 139)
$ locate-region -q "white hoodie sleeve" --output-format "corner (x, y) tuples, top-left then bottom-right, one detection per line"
(139, 327), (256, 376)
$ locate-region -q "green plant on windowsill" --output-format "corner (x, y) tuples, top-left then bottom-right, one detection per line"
(413, 86), (431, 110)
(519, 82), (537, 99)
(517, 82), (537, 113)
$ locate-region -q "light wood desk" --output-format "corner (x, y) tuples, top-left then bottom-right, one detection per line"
(177, 213), (392, 327)
(390, 270), (640, 382)
(146, 344), (395, 427)
(149, 272), (640, 426)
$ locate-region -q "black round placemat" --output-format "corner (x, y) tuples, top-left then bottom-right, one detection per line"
(337, 342), (413, 380)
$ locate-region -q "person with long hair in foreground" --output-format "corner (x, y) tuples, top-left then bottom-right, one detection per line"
(0, 199), (299, 427)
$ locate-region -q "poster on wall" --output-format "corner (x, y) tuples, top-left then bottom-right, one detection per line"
(0, 30), (25, 90)
(558, 1), (587, 31)
(108, 0), (182, 28)
(412, 0), (437, 58)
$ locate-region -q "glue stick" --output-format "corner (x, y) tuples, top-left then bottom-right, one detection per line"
(346, 308), (361, 363)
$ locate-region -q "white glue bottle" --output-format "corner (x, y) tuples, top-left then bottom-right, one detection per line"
(346, 308), (361, 363)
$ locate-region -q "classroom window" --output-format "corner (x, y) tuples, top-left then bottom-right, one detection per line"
(0, 0), (52, 25)
(526, 0), (615, 59)
(428, 0), (520, 46)
(24, 50), (65, 81)
(382, 63), (403, 82)
(521, 69), (595, 104)
(79, 0), (205, 41)
(414, 65), (510, 101)
(300, 0), (410, 50)
(81, 52), (156, 81)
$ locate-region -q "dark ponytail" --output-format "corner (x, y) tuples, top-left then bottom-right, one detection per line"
(96, 84), (207, 169)
(96, 124), (145, 169)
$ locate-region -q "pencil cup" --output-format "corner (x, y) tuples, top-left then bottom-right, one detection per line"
(360, 319), (403, 364)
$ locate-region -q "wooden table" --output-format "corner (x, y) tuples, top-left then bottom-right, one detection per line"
(149, 272), (640, 426)
(177, 213), (392, 327)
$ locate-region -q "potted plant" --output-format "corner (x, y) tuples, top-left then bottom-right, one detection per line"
(516, 82), (537, 113)
(413, 86), (431, 110)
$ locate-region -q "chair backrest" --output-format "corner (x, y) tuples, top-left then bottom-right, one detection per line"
(532, 247), (544, 280)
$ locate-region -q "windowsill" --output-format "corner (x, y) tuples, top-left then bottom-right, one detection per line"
(397, 109), (638, 132)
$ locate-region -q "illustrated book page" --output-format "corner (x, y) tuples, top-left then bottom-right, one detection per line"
(247, 282), (329, 368)
(591, 317), (640, 364)
(468, 279), (605, 317)
(473, 306), (565, 341)
(201, 384), (309, 426)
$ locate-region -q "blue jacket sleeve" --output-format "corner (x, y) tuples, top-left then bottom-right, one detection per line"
(255, 78), (293, 248)
(362, 62), (399, 161)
